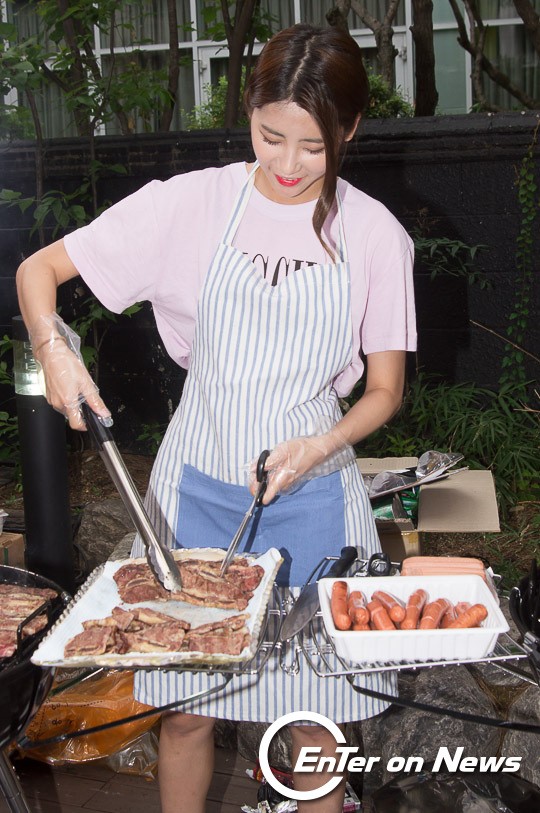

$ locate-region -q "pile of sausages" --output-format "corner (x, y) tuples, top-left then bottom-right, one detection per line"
(330, 581), (488, 632)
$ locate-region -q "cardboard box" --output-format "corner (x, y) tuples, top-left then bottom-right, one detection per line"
(358, 457), (500, 562)
(0, 532), (26, 568)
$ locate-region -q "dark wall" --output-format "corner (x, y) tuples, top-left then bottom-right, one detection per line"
(1, 113), (538, 448)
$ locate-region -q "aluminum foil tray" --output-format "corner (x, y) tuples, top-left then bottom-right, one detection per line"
(32, 548), (282, 669)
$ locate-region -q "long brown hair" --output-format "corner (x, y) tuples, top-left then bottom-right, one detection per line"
(244, 24), (369, 258)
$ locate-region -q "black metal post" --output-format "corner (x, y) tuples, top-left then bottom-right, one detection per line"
(12, 316), (75, 594)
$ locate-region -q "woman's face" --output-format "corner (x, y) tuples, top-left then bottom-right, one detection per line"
(250, 101), (327, 205)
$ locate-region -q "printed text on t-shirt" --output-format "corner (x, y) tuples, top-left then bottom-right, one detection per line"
(245, 252), (318, 286)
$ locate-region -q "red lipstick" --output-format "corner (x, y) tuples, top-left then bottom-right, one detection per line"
(276, 175), (301, 187)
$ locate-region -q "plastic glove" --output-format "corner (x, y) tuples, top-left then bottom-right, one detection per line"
(30, 312), (111, 431)
(251, 422), (356, 505)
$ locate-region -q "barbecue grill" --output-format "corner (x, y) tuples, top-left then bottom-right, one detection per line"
(0, 565), (69, 813)
(8, 555), (540, 811)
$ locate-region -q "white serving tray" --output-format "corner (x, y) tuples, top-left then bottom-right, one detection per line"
(318, 574), (509, 666)
(32, 547), (282, 669)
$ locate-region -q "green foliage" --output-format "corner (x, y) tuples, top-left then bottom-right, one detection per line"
(183, 73), (248, 130)
(137, 421), (167, 455)
(185, 67), (415, 129)
(200, 0), (275, 46)
(500, 123), (539, 390)
(69, 296), (142, 379)
(349, 375), (539, 519)
(413, 233), (491, 288)
(0, 105), (34, 140)
(0, 335), (19, 466)
(0, 160), (128, 239)
(365, 71), (414, 119)
(0, 1), (180, 138)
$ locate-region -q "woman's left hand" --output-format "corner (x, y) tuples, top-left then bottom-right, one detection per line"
(251, 429), (354, 504)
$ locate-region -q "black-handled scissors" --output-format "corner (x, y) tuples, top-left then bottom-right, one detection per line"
(220, 450), (270, 575)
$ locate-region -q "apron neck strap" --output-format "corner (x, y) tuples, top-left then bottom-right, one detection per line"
(221, 161), (259, 246)
(222, 160), (348, 264)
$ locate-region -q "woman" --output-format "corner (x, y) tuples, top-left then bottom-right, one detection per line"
(17, 24), (416, 812)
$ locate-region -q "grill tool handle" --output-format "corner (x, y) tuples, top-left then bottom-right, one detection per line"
(81, 403), (183, 592)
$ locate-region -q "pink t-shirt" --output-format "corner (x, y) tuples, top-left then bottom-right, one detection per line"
(63, 161), (416, 397)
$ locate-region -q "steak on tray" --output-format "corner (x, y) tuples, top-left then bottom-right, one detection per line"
(113, 555), (264, 610)
(0, 583), (57, 658)
(64, 606), (251, 657)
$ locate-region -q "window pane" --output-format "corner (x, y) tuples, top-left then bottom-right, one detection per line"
(478, 0), (539, 17)
(98, 0), (193, 49)
(261, 0), (294, 32)
(300, 0), (404, 28)
(433, 29), (468, 114)
(482, 25), (540, 109)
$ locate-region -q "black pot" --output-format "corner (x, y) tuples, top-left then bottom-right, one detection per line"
(0, 566), (69, 749)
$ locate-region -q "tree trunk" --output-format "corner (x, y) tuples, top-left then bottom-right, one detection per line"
(326, 0), (351, 31)
(222, 0), (259, 128)
(374, 25), (398, 87)
(159, 0), (180, 131)
(410, 0), (438, 116)
(351, 0), (401, 88)
(56, 0), (92, 136)
(449, 0), (540, 109)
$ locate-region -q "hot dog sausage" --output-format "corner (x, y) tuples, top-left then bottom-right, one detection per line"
(447, 603), (488, 629)
(455, 601), (472, 616)
(400, 589), (428, 630)
(441, 604), (458, 628)
(331, 581), (352, 630)
(348, 590), (369, 626)
(419, 598), (450, 629)
(372, 590), (406, 623)
(367, 598), (396, 631)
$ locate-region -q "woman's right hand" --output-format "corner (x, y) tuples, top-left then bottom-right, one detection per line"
(35, 339), (110, 430)
(30, 313), (111, 431)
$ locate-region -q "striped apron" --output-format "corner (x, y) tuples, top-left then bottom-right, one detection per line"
(132, 163), (396, 721)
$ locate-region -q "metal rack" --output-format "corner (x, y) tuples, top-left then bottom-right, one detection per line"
(272, 557), (538, 686)
(180, 555), (537, 687)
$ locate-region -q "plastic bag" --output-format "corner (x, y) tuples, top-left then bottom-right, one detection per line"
(371, 771), (540, 813)
(102, 727), (159, 779)
(18, 669), (159, 765)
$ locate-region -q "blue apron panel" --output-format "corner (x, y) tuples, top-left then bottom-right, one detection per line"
(175, 464), (347, 588)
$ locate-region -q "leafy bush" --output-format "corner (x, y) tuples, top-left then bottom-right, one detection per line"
(346, 375), (539, 518)
(184, 68), (414, 129)
(183, 75), (248, 131)
(365, 71), (414, 118)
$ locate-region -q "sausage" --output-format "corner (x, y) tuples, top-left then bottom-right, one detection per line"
(348, 590), (369, 626)
(400, 589), (428, 630)
(455, 601), (472, 616)
(351, 622), (370, 631)
(441, 604), (458, 628)
(447, 603), (488, 629)
(419, 598), (450, 629)
(367, 598), (396, 631)
(372, 590), (406, 623)
(330, 581), (352, 630)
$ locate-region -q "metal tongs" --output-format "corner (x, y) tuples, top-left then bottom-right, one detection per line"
(81, 403), (183, 592)
(220, 450), (270, 576)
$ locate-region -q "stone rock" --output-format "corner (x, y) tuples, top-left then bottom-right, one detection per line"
(468, 597), (531, 689)
(111, 532), (136, 561)
(214, 719), (238, 751)
(360, 666), (501, 799)
(237, 722), (292, 772)
(501, 684), (540, 788)
(75, 499), (133, 572)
